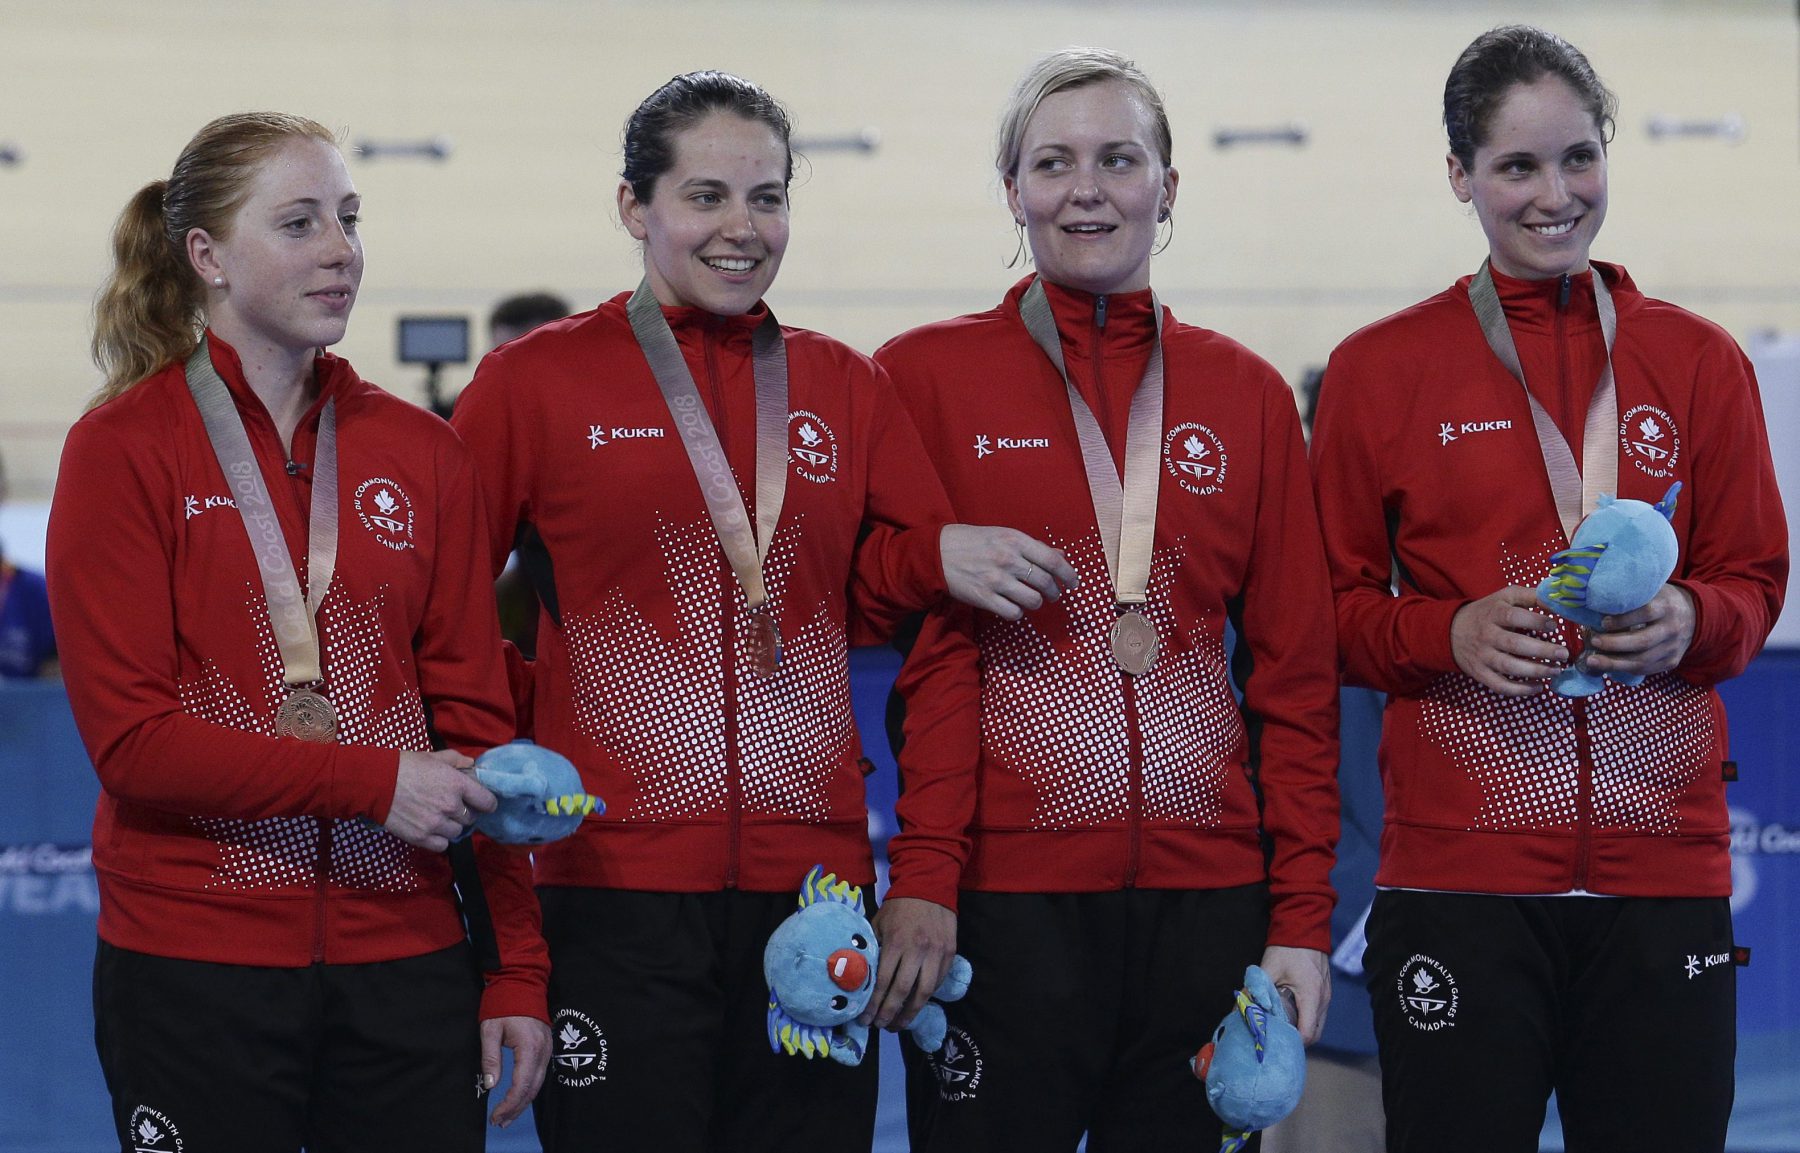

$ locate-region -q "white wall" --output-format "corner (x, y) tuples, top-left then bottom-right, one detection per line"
(2, 0), (1796, 502)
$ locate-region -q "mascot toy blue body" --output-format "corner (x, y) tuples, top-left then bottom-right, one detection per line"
(1536, 482), (1682, 697)
(1190, 965), (1306, 1153)
(466, 739), (601, 845)
(764, 865), (972, 1066)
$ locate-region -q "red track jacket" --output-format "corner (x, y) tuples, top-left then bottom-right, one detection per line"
(452, 294), (952, 894)
(48, 336), (547, 1022)
(877, 277), (1341, 952)
(1311, 263), (1787, 896)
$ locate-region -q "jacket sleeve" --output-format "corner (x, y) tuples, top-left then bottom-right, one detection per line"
(451, 350), (539, 737)
(450, 349), (534, 581)
(47, 415), (398, 823)
(884, 602), (981, 911)
(417, 444), (548, 1023)
(846, 362), (951, 646)
(1310, 350), (1465, 695)
(1670, 339), (1788, 684)
(1234, 374), (1341, 952)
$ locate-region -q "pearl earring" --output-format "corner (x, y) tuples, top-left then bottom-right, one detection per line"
(212, 276), (224, 287)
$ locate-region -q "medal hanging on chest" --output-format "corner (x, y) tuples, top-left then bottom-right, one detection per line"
(746, 608), (784, 680)
(1109, 609), (1160, 677)
(1019, 279), (1168, 676)
(275, 688), (339, 743)
(628, 281), (791, 681)
(186, 338), (343, 739)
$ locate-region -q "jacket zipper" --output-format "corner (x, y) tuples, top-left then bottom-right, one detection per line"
(1092, 294), (1112, 443)
(1556, 275), (1594, 890)
(704, 322), (744, 889)
(1555, 273), (1572, 446)
(1572, 699), (1593, 890)
(274, 410), (333, 962)
(313, 818), (333, 961)
(1124, 679), (1145, 887)
(1090, 294), (1145, 885)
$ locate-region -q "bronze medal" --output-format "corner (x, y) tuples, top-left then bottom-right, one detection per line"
(1110, 610), (1159, 676)
(747, 609), (783, 678)
(275, 688), (339, 743)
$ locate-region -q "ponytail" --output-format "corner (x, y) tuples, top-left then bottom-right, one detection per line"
(90, 180), (202, 407)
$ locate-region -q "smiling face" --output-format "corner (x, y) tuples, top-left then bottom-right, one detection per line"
(1449, 74), (1608, 281)
(1005, 79), (1176, 296)
(188, 136), (363, 359)
(618, 111), (790, 316)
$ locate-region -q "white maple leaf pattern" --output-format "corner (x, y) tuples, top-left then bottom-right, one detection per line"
(799, 423), (822, 446)
(559, 1022), (584, 1048)
(1184, 434), (1208, 459)
(1638, 417), (1664, 442)
(374, 488), (399, 515)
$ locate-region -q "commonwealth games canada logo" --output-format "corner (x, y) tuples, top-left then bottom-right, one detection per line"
(353, 476), (416, 551)
(1396, 954), (1459, 1031)
(931, 1025), (983, 1102)
(1619, 404), (1681, 479)
(1163, 422), (1228, 496)
(127, 1105), (184, 1152)
(788, 410), (839, 484)
(552, 1008), (609, 1088)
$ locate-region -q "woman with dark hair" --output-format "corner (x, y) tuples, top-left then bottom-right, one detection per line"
(870, 47), (1341, 1150)
(1311, 25), (1786, 1152)
(452, 71), (1070, 1152)
(49, 112), (550, 1150)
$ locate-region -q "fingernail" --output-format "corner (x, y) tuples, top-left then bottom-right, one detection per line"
(483, 1073), (497, 1091)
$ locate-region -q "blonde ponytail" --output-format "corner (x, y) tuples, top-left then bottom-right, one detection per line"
(90, 180), (202, 407)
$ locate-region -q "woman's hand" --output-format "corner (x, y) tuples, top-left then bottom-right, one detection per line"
(1450, 586), (1568, 696)
(1259, 945), (1331, 1045)
(384, 749), (496, 851)
(481, 1014), (551, 1127)
(862, 897), (958, 1031)
(1583, 583), (1696, 678)
(940, 524), (1079, 621)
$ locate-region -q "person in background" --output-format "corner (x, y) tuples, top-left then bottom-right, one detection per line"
(452, 71), (1075, 1153)
(1311, 26), (1787, 1153)
(49, 111), (550, 1151)
(490, 291), (571, 351)
(0, 448), (56, 679)
(872, 47), (1340, 1151)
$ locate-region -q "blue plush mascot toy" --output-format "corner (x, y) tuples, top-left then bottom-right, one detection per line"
(465, 739), (601, 845)
(1190, 965), (1306, 1153)
(764, 865), (972, 1066)
(1536, 482), (1682, 697)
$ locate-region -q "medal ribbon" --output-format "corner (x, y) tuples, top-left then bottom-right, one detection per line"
(185, 337), (338, 687)
(1468, 260), (1619, 543)
(626, 281), (789, 613)
(1018, 277), (1165, 608)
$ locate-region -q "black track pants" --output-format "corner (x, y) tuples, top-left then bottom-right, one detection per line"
(95, 940), (484, 1153)
(1365, 890), (1735, 1153)
(904, 885), (1269, 1153)
(532, 887), (879, 1153)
